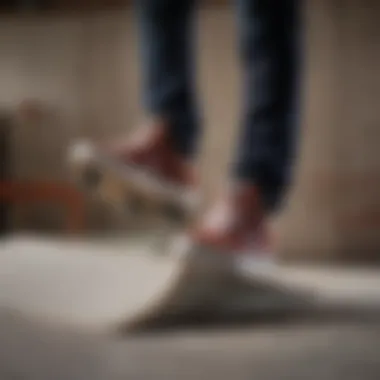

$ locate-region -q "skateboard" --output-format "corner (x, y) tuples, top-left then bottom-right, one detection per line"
(67, 140), (200, 227)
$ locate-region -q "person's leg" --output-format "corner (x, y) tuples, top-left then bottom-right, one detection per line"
(192, 0), (301, 252)
(233, 0), (300, 212)
(103, 0), (199, 187)
(137, 0), (199, 158)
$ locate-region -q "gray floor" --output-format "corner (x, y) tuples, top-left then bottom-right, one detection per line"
(1, 235), (379, 380)
(1, 310), (379, 380)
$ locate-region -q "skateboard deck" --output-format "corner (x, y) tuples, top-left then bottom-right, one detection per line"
(1, 235), (380, 334)
(67, 141), (199, 225)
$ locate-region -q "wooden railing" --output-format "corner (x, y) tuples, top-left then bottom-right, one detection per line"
(0, 181), (85, 234)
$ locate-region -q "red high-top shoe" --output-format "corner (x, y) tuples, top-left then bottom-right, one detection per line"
(169, 182), (274, 278)
(192, 183), (270, 254)
(103, 119), (196, 188)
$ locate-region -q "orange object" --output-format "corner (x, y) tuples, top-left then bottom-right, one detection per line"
(0, 181), (85, 233)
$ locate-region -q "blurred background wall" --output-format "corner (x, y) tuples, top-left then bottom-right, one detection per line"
(0, 0), (379, 262)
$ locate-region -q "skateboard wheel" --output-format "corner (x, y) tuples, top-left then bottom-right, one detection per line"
(82, 166), (102, 189)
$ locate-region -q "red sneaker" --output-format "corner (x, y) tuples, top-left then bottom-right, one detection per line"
(169, 183), (274, 276)
(103, 119), (196, 188)
(192, 183), (269, 253)
(68, 119), (199, 218)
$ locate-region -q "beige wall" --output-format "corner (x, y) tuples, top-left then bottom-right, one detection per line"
(281, 0), (380, 262)
(0, 1), (379, 261)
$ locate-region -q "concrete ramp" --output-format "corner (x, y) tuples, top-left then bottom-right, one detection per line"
(0, 236), (181, 332)
(0, 236), (379, 334)
(0, 236), (270, 332)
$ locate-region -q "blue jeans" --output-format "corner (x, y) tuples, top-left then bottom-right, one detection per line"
(136, 0), (301, 211)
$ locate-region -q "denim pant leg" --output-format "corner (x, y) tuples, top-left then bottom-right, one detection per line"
(136, 0), (199, 157)
(233, 0), (301, 212)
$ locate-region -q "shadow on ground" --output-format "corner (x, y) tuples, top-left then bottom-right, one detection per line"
(0, 308), (379, 380)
